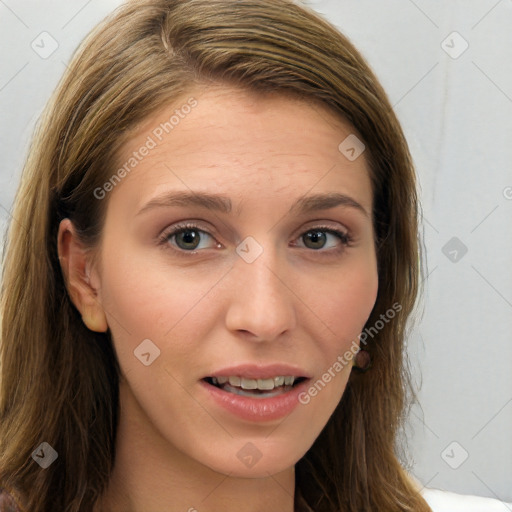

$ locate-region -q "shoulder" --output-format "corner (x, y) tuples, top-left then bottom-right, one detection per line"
(0, 488), (21, 512)
(406, 473), (512, 512)
(420, 486), (512, 511)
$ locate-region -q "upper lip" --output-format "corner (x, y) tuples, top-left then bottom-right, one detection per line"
(204, 363), (312, 380)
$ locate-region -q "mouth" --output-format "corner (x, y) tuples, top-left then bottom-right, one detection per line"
(203, 375), (308, 399)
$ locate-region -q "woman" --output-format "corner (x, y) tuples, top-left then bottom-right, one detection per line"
(0, 0), (507, 510)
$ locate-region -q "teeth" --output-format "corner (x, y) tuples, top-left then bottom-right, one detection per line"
(240, 378), (258, 390)
(211, 375), (297, 391)
(257, 378), (275, 390)
(228, 376), (241, 387)
(274, 376), (285, 386)
(211, 377), (230, 386)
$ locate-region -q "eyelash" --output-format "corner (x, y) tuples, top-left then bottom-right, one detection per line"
(157, 221), (353, 257)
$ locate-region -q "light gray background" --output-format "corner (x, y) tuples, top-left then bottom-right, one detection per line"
(1, 0), (511, 504)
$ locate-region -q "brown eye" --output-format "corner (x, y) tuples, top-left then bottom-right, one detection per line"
(174, 229), (202, 250)
(299, 229), (350, 251)
(159, 222), (219, 253)
(303, 230), (327, 249)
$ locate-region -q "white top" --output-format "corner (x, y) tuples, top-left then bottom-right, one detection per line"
(408, 474), (512, 511)
(420, 487), (512, 511)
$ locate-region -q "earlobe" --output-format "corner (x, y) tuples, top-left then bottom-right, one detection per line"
(81, 308), (109, 333)
(57, 218), (108, 333)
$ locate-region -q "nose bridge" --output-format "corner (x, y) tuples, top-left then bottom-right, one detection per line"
(225, 239), (296, 341)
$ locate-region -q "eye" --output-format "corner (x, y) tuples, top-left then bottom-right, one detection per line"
(158, 222), (220, 252)
(294, 227), (352, 252)
(157, 222), (352, 256)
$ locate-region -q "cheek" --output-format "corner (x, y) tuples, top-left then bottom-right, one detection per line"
(96, 241), (226, 366)
(295, 261), (378, 419)
(339, 268), (379, 330)
(305, 258), (378, 348)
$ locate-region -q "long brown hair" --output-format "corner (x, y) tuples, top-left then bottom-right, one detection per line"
(0, 0), (429, 510)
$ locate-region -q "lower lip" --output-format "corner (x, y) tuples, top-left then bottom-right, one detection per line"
(200, 378), (310, 422)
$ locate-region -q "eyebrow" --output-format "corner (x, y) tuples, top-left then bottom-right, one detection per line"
(136, 190), (369, 218)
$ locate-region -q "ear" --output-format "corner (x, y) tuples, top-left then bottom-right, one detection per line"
(57, 218), (108, 333)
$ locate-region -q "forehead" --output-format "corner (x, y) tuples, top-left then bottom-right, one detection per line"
(107, 85), (373, 216)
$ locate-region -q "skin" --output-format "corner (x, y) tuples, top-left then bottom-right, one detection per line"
(58, 86), (379, 512)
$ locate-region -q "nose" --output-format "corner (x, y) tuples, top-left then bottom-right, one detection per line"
(224, 246), (297, 343)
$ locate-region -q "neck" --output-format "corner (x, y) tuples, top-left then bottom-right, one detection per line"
(95, 380), (296, 512)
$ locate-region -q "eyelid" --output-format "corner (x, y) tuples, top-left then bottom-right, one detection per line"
(294, 219), (350, 237)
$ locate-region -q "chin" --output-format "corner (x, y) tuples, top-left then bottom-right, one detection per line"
(197, 442), (304, 479)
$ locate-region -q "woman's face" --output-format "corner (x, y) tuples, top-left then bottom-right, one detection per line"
(89, 86), (378, 477)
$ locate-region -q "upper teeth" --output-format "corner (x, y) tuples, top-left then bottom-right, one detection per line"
(211, 376), (297, 390)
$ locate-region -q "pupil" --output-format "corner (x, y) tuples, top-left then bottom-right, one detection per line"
(305, 231), (326, 249)
(177, 229), (199, 249)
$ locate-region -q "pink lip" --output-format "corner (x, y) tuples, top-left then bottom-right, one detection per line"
(200, 377), (310, 422)
(200, 363), (312, 422)
(203, 363), (312, 380)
